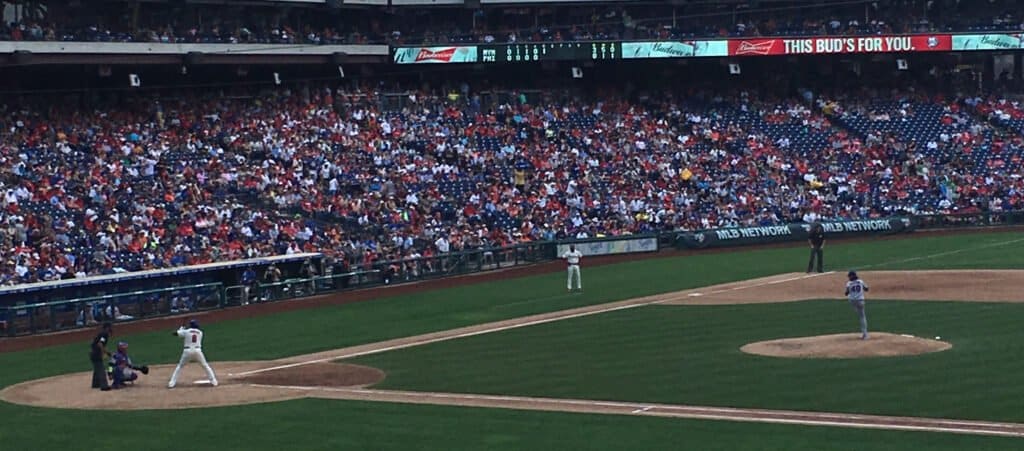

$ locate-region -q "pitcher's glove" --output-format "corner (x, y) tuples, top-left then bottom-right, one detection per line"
(132, 365), (150, 375)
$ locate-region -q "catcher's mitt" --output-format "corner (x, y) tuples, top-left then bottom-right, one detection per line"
(131, 365), (150, 375)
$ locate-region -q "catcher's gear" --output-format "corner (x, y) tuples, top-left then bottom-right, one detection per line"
(133, 365), (150, 375)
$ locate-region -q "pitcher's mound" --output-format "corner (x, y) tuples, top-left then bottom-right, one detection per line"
(741, 333), (951, 359)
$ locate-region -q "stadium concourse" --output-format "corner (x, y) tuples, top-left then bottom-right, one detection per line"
(0, 0), (1021, 45)
(0, 81), (1022, 287)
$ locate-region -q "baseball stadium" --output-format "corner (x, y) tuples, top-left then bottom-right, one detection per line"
(3, 0), (1024, 449)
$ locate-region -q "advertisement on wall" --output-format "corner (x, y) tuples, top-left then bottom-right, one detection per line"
(393, 46), (478, 64)
(556, 237), (658, 258)
(391, 33), (1016, 65)
(675, 218), (914, 250)
(621, 40), (728, 58)
(952, 34), (1024, 51)
(728, 35), (952, 56)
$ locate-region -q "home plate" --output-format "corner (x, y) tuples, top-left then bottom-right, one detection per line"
(688, 293), (704, 297)
(194, 380), (215, 385)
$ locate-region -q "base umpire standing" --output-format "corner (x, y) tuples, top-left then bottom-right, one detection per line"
(807, 221), (825, 273)
(90, 322), (113, 391)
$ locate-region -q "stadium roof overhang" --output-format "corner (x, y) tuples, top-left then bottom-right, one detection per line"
(0, 42), (389, 66)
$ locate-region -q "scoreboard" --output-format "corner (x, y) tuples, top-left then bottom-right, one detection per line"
(393, 33), (999, 65)
(478, 42), (622, 63)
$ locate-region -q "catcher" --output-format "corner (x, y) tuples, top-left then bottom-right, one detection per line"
(107, 341), (150, 389)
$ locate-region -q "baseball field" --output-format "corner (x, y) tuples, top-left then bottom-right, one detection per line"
(2, 231), (1024, 450)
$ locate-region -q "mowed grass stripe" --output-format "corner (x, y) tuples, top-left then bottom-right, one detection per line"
(350, 300), (1024, 422)
(0, 230), (1006, 389)
(0, 232), (1020, 450)
(2, 398), (1023, 451)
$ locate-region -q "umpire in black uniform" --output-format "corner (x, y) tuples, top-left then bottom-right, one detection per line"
(90, 322), (113, 391)
(807, 221), (825, 273)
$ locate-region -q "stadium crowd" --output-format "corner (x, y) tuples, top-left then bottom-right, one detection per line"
(1, 81), (1022, 286)
(1, 0), (1021, 45)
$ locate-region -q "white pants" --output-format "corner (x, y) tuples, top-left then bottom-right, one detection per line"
(567, 264), (582, 290)
(168, 348), (218, 388)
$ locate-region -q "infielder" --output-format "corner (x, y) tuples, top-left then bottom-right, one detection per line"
(845, 271), (869, 340)
(167, 319), (218, 388)
(563, 245), (583, 292)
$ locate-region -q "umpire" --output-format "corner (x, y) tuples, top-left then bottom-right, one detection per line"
(90, 322), (113, 391)
(807, 221), (825, 273)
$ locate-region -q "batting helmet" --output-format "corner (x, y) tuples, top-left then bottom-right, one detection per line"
(188, 319), (200, 329)
(847, 270), (858, 281)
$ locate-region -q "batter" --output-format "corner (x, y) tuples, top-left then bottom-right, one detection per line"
(168, 319), (218, 388)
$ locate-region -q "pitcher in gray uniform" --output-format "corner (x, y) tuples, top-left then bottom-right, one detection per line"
(844, 271), (869, 340)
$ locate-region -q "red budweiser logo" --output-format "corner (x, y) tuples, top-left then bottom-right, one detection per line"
(416, 48), (457, 62)
(734, 40), (776, 55)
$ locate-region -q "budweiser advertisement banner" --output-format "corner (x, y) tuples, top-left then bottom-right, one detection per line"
(727, 35), (952, 56)
(391, 33), (1009, 64)
(953, 34), (1024, 50)
(393, 46), (478, 64)
(621, 40), (729, 58)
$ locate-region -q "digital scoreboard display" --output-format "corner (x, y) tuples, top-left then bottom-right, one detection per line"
(393, 34), (969, 65)
(478, 42), (622, 63)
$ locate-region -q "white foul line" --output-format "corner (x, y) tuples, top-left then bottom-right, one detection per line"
(858, 236), (1024, 270)
(231, 273), (830, 377)
(232, 236), (1024, 378)
(247, 384), (1024, 438)
(653, 272), (834, 303)
(230, 302), (644, 376)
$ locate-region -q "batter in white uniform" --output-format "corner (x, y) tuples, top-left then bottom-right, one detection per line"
(168, 319), (218, 388)
(563, 245), (583, 292)
(845, 271), (869, 340)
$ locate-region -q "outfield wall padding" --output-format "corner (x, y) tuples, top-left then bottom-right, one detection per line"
(674, 218), (915, 250)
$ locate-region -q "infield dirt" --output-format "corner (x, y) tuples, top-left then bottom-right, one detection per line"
(741, 333), (952, 359)
(3, 269), (1024, 437)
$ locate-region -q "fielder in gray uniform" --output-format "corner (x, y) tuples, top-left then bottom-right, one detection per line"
(845, 271), (869, 340)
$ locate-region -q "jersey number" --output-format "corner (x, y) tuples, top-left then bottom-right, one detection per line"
(850, 285), (862, 293)
(191, 334), (198, 343)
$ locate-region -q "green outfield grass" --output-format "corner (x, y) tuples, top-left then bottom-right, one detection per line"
(1, 231), (1023, 450)
(349, 299), (1024, 422)
(0, 398), (1020, 451)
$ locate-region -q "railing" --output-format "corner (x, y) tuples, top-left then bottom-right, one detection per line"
(912, 211), (1024, 229)
(0, 283), (223, 337)
(2, 212), (1022, 337)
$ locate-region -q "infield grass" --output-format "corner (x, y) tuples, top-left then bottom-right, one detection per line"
(349, 299), (1024, 422)
(0, 398), (1021, 451)
(0, 231), (1022, 450)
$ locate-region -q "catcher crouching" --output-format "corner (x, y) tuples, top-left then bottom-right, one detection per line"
(107, 342), (149, 389)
